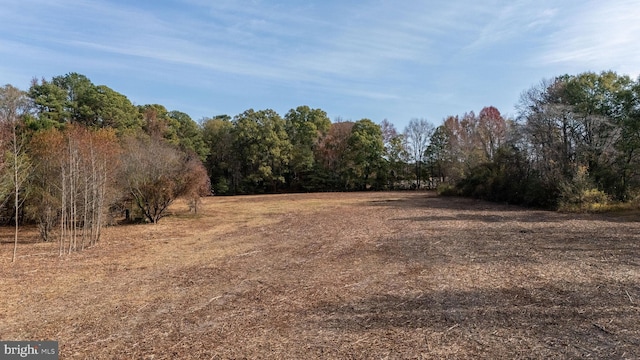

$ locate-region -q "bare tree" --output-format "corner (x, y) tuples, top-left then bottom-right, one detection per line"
(403, 118), (434, 189)
(518, 78), (579, 185)
(27, 126), (120, 254)
(120, 136), (209, 223)
(0, 85), (32, 262)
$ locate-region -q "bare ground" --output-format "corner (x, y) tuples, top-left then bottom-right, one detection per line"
(1, 191), (639, 359)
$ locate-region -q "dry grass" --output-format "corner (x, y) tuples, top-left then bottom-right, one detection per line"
(1, 192), (639, 359)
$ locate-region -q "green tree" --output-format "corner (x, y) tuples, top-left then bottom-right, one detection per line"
(51, 73), (97, 125)
(346, 119), (385, 190)
(284, 105), (331, 190)
(233, 109), (292, 193)
(562, 71), (633, 198)
(93, 85), (142, 133)
(28, 77), (69, 126)
(28, 73), (141, 133)
(202, 115), (236, 194)
(616, 79), (640, 199)
(425, 125), (452, 187)
(168, 110), (208, 161)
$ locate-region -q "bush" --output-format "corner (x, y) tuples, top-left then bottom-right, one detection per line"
(120, 136), (210, 223)
(558, 188), (609, 212)
(214, 178), (230, 195)
(558, 166), (610, 212)
(436, 183), (458, 196)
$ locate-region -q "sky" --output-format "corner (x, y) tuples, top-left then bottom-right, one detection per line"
(1, 0), (639, 130)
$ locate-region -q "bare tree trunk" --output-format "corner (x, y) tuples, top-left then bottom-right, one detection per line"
(12, 129), (18, 263)
(81, 174), (89, 251)
(68, 142), (77, 254)
(90, 145), (100, 246)
(60, 164), (66, 256)
(94, 159), (107, 245)
(72, 146), (78, 253)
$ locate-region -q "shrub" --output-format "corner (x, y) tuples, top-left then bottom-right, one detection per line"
(558, 166), (610, 212)
(558, 188), (609, 212)
(436, 183), (458, 196)
(214, 178), (230, 195)
(120, 136), (210, 223)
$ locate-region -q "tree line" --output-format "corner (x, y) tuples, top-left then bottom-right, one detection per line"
(202, 71), (640, 210)
(2, 70), (639, 259)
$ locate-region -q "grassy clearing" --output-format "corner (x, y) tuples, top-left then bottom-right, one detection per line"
(1, 192), (639, 359)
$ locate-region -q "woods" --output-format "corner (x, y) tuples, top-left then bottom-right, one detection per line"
(2, 70), (640, 260)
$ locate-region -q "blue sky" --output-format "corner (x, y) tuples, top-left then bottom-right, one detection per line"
(1, 0), (639, 130)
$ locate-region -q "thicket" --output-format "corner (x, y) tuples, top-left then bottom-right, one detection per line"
(449, 71), (640, 210)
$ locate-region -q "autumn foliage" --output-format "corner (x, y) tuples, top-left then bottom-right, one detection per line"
(28, 126), (121, 252)
(0, 76), (211, 260)
(119, 135), (209, 223)
(3, 69), (640, 260)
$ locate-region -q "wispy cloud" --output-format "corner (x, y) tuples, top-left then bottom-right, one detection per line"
(464, 1), (559, 51)
(0, 1), (481, 90)
(4, 0), (637, 126)
(536, 0), (640, 76)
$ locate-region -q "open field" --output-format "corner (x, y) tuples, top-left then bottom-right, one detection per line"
(1, 191), (639, 359)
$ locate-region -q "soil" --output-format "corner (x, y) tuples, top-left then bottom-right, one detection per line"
(1, 191), (639, 359)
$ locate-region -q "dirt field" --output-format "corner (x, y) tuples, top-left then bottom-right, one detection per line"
(1, 191), (639, 359)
